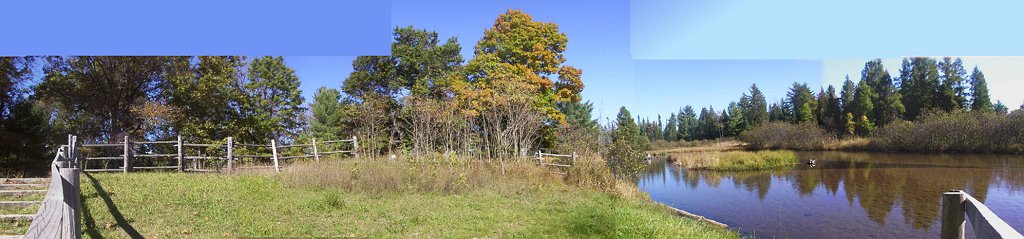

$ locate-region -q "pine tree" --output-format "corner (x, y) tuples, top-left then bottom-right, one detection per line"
(240, 56), (306, 141)
(994, 101), (1009, 115)
(663, 112), (678, 141)
(861, 59), (903, 127)
(787, 82), (816, 123)
(726, 101), (746, 136)
(968, 67), (993, 113)
(678, 106), (697, 141)
(851, 80), (876, 123)
(309, 87), (352, 140)
(899, 57), (941, 120)
(937, 57), (969, 112)
(746, 84), (769, 126)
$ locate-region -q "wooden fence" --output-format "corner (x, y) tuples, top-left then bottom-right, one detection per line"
(80, 136), (358, 173)
(941, 190), (1023, 239)
(536, 150), (577, 174)
(24, 135), (81, 239)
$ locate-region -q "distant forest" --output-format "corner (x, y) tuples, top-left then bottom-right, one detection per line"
(634, 57), (1022, 142)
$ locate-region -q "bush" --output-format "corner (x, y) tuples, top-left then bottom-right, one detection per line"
(739, 122), (832, 150)
(871, 111), (1024, 153)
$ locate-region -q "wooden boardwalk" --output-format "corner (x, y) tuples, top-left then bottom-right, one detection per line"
(0, 178), (47, 239)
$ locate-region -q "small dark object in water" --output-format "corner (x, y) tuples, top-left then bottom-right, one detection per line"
(806, 159), (816, 165)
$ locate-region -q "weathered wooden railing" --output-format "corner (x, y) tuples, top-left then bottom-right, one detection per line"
(24, 135), (81, 239)
(80, 135), (358, 173)
(941, 190), (1023, 239)
(535, 150), (577, 174)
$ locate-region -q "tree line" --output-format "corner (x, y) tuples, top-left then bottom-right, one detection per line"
(631, 57), (1022, 145)
(0, 10), (600, 174)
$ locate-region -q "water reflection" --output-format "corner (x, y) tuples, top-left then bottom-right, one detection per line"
(640, 151), (1024, 238)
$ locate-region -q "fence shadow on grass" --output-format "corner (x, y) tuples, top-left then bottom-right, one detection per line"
(82, 173), (143, 238)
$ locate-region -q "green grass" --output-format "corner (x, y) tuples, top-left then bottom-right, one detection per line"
(78, 170), (736, 238)
(674, 150), (799, 171)
(0, 204), (39, 215)
(0, 218), (31, 235)
(0, 192), (45, 202)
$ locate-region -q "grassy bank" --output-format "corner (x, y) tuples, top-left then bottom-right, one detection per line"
(77, 158), (737, 238)
(672, 150), (799, 171)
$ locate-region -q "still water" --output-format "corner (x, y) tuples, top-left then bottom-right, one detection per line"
(638, 151), (1024, 238)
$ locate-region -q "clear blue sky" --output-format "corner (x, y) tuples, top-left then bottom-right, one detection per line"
(288, 0), (1024, 124)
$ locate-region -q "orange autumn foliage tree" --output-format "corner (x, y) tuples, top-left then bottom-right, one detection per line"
(455, 9), (584, 125)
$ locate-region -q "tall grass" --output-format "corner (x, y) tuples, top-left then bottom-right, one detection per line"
(673, 150), (799, 171)
(739, 122), (832, 150)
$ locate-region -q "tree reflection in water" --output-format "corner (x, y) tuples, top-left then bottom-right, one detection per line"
(640, 151), (1024, 238)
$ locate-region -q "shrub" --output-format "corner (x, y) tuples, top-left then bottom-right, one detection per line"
(739, 122), (832, 150)
(870, 111), (1024, 153)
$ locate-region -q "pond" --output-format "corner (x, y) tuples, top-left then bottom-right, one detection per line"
(638, 151), (1024, 238)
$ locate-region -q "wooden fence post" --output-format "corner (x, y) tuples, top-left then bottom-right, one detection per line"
(572, 151), (577, 165)
(59, 163), (81, 238)
(123, 136), (131, 173)
(271, 139), (280, 173)
(177, 135), (184, 172)
(352, 136), (359, 159)
(312, 138), (320, 162)
(226, 137), (234, 172)
(941, 190), (966, 239)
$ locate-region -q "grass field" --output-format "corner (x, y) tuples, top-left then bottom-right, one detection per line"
(672, 150), (799, 171)
(76, 159), (737, 238)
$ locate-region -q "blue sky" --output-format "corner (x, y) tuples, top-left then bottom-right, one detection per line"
(289, 0), (1024, 124)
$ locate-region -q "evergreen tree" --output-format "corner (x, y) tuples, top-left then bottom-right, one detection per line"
(937, 57), (969, 112)
(854, 115), (876, 136)
(745, 84), (769, 126)
(726, 101), (746, 137)
(663, 112), (678, 141)
(167, 56), (245, 140)
(678, 106), (697, 141)
(851, 80), (876, 123)
(968, 67), (993, 113)
(696, 106), (722, 139)
(840, 76), (856, 115)
(899, 57), (940, 120)
(787, 82), (816, 123)
(240, 56), (306, 141)
(861, 59), (903, 127)
(309, 87), (352, 140)
(994, 101), (1009, 115)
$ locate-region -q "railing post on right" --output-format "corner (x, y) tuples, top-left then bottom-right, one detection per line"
(312, 137), (320, 162)
(271, 139), (280, 173)
(226, 137), (234, 172)
(941, 190), (966, 239)
(352, 136), (359, 159)
(177, 135), (184, 172)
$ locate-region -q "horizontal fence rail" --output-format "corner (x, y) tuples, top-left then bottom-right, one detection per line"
(535, 150), (578, 175)
(941, 190), (1024, 239)
(78, 135), (359, 174)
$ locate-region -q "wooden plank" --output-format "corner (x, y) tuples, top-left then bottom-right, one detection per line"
(183, 143), (220, 147)
(963, 194), (1024, 239)
(134, 140), (176, 144)
(129, 166), (179, 170)
(80, 143), (122, 147)
(234, 143), (270, 147)
(226, 137), (234, 172)
(82, 169), (121, 172)
(271, 140), (280, 173)
(0, 190), (47, 195)
(133, 154), (177, 157)
(25, 165), (64, 239)
(0, 214), (35, 220)
(941, 190), (966, 239)
(0, 201), (43, 206)
(177, 136), (184, 172)
(318, 139), (354, 143)
(311, 138), (320, 162)
(123, 136), (131, 173)
(83, 157), (122, 161)
(184, 156), (221, 160)
(0, 184), (45, 189)
(234, 155), (272, 158)
(659, 203), (729, 228)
